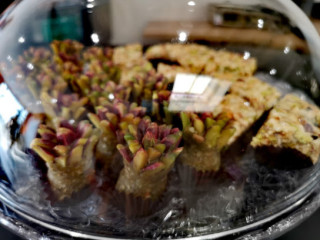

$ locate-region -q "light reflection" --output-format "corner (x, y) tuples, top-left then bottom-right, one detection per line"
(0, 84), (23, 123)
(108, 93), (115, 100)
(169, 73), (231, 112)
(270, 68), (277, 75)
(257, 19), (264, 29)
(188, 1), (196, 6)
(213, 14), (223, 26)
(284, 46), (290, 54)
(6, 55), (12, 62)
(311, 78), (319, 95)
(91, 33), (100, 44)
(51, 98), (58, 104)
(178, 31), (188, 42)
(86, 3), (94, 8)
(27, 63), (34, 70)
(243, 51), (251, 60)
(22, 116), (40, 148)
(18, 36), (25, 43)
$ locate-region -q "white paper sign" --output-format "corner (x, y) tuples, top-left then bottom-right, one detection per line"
(168, 73), (231, 112)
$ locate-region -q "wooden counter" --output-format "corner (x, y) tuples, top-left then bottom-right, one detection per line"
(143, 21), (308, 52)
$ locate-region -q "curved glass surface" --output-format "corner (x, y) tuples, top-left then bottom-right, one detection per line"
(0, 0), (320, 239)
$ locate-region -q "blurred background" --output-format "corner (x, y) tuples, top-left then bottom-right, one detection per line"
(0, 0), (13, 14)
(1, 0), (320, 239)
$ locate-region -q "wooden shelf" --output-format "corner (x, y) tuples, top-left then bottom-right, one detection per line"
(143, 21), (308, 52)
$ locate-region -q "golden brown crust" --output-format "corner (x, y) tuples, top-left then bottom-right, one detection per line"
(229, 77), (281, 112)
(204, 50), (257, 78)
(251, 94), (320, 164)
(113, 43), (144, 68)
(146, 43), (213, 73)
(157, 63), (193, 81)
(146, 43), (257, 77)
(214, 94), (258, 146)
(113, 44), (155, 85)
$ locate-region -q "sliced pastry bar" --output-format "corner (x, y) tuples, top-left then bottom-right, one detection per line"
(113, 43), (144, 68)
(213, 94), (260, 146)
(117, 59), (154, 85)
(145, 43), (185, 61)
(204, 50), (257, 79)
(157, 63), (193, 82)
(145, 43), (257, 78)
(214, 76), (280, 145)
(145, 43), (212, 73)
(229, 77), (281, 112)
(116, 119), (182, 200)
(179, 79), (280, 172)
(30, 120), (98, 200)
(251, 94), (320, 165)
(113, 43), (155, 85)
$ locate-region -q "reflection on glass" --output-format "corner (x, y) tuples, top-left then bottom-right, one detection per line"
(18, 36), (25, 43)
(87, 3), (94, 8)
(0, 84), (23, 124)
(284, 46), (290, 54)
(91, 33), (100, 43)
(0, 0), (320, 239)
(257, 18), (264, 29)
(178, 31), (188, 42)
(188, 1), (196, 6)
(169, 73), (231, 112)
(270, 68), (277, 75)
(243, 51), (251, 60)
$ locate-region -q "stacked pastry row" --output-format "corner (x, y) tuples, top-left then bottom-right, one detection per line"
(9, 40), (318, 202)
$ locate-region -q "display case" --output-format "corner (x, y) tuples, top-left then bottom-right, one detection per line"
(1, 0), (320, 239)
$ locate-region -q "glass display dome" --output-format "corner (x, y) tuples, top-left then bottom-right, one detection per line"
(0, 0), (320, 239)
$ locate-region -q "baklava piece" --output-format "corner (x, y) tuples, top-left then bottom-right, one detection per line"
(251, 94), (320, 166)
(179, 77), (280, 173)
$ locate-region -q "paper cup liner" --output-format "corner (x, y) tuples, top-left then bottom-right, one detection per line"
(107, 177), (173, 219)
(52, 184), (97, 207)
(109, 191), (163, 218)
(96, 152), (123, 178)
(95, 152), (123, 191)
(177, 161), (219, 189)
